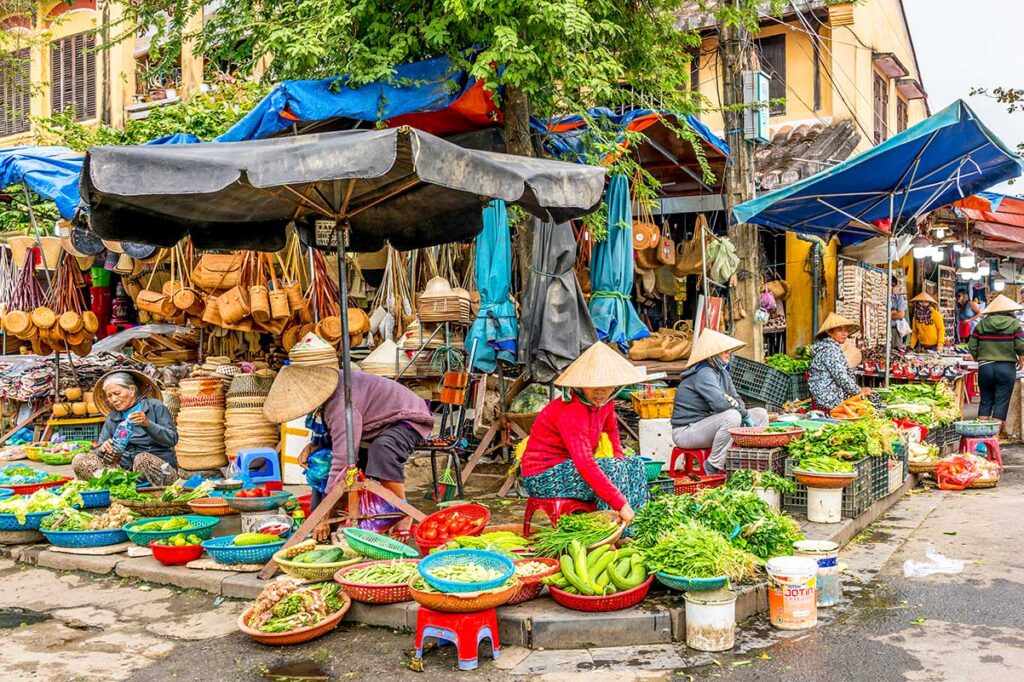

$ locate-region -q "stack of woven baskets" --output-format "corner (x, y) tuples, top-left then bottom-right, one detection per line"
(176, 376), (228, 471)
(224, 370), (279, 457)
(416, 277), (473, 324)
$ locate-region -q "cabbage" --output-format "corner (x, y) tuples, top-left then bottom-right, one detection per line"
(0, 488), (84, 524)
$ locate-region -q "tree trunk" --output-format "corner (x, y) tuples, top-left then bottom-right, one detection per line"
(502, 84), (535, 293)
(718, 4), (764, 361)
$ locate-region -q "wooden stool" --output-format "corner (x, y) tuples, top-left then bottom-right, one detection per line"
(523, 497), (597, 536)
(414, 605), (500, 671)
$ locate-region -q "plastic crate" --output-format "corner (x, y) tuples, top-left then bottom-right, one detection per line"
(782, 457), (873, 519)
(48, 417), (104, 443)
(725, 446), (789, 476)
(649, 477), (675, 497)
(869, 456), (890, 501)
(729, 357), (792, 406)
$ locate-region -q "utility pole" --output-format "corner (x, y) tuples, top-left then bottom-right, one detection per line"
(718, 0), (764, 361)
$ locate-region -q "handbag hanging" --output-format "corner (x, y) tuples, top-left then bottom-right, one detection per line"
(191, 252), (244, 291)
(673, 213), (712, 277)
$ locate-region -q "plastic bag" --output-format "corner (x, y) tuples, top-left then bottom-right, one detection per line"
(356, 489), (402, 533)
(935, 455), (980, 490)
(305, 448), (333, 493)
(903, 543), (965, 577)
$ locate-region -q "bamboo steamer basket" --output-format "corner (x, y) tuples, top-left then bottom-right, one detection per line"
(52, 403), (70, 418)
(71, 402), (88, 416)
(64, 387), (83, 401)
(82, 311), (99, 334)
(31, 306), (56, 330)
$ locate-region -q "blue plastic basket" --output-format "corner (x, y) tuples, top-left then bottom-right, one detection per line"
(954, 420), (1000, 438)
(654, 572), (729, 592)
(123, 515), (220, 546)
(417, 549), (515, 594)
(80, 489), (111, 509)
(201, 535), (286, 565)
(42, 528), (128, 548)
(0, 511), (53, 531)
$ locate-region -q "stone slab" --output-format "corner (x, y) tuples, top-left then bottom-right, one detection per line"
(115, 556), (233, 593)
(345, 600), (418, 631)
(220, 572), (271, 600)
(49, 542), (131, 556)
(526, 598), (673, 649)
(10, 543), (46, 564)
(36, 549), (122, 575)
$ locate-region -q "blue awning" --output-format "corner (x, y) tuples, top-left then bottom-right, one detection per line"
(0, 146), (84, 219)
(733, 101), (1023, 244)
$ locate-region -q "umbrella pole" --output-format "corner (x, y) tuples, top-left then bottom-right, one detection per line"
(884, 195), (894, 388)
(308, 244), (319, 324)
(22, 183), (52, 288)
(333, 225), (358, 472)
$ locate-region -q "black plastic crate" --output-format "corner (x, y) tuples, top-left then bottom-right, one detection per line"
(869, 455), (891, 501)
(925, 424), (957, 450)
(729, 357), (793, 406)
(725, 446), (788, 476)
(782, 457), (873, 519)
(649, 477), (676, 497)
(787, 373), (810, 402)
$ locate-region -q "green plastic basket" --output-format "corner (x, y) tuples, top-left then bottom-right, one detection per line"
(640, 457), (664, 481)
(343, 527), (419, 560)
(655, 572), (728, 592)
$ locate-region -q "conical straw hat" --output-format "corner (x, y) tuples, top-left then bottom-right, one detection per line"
(981, 293), (1023, 315)
(554, 342), (647, 388)
(362, 339), (398, 366)
(816, 312), (861, 338)
(93, 369), (163, 415)
(263, 333), (340, 423)
(685, 329), (746, 368)
(909, 292), (937, 305)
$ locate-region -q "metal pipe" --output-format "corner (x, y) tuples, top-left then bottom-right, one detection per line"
(333, 223), (357, 469)
(885, 195), (894, 387)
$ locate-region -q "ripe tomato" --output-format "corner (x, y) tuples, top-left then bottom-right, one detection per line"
(421, 528), (437, 541)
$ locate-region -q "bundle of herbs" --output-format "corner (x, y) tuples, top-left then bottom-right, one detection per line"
(694, 487), (803, 561)
(530, 512), (619, 557)
(725, 469), (796, 495)
(638, 519), (759, 581)
(787, 418), (895, 463)
(630, 494), (698, 549)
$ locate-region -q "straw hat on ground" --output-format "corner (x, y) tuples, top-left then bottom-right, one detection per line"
(93, 369), (163, 415)
(816, 312), (861, 339)
(909, 292), (937, 306)
(263, 333), (341, 423)
(685, 329), (746, 368)
(554, 342), (647, 388)
(980, 294), (1023, 315)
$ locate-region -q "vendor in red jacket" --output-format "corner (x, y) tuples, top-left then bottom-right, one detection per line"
(520, 342), (650, 525)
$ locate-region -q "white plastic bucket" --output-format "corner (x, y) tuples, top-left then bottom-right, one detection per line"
(806, 486), (842, 523)
(793, 540), (841, 607)
(683, 589), (737, 651)
(766, 556), (818, 630)
(755, 487), (781, 512)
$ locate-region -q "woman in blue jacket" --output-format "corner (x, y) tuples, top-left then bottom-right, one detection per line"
(670, 330), (768, 475)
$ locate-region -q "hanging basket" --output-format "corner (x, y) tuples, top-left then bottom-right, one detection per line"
(249, 285), (271, 322)
(218, 285), (250, 324)
(31, 306), (56, 329)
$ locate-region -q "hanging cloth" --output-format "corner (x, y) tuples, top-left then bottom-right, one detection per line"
(466, 200), (519, 372)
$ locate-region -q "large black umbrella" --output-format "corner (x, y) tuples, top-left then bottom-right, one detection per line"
(79, 126), (605, 572)
(81, 126), (605, 252)
(517, 219), (598, 382)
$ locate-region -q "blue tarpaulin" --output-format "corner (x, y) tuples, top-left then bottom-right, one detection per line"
(466, 200), (518, 373)
(217, 55), (487, 142)
(733, 101), (1023, 244)
(588, 175), (650, 351)
(0, 146), (84, 219)
(532, 107), (730, 163)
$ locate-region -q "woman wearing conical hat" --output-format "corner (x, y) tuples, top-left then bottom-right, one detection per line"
(909, 292), (945, 352)
(520, 343), (650, 525)
(670, 330), (769, 475)
(967, 294), (1024, 425)
(808, 313), (865, 411)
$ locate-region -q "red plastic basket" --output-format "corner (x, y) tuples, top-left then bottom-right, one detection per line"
(334, 559), (418, 604)
(506, 581), (544, 605)
(148, 540), (205, 566)
(413, 503), (490, 552)
(513, 557), (560, 584)
(0, 477), (71, 496)
(670, 473), (726, 495)
(548, 575), (654, 612)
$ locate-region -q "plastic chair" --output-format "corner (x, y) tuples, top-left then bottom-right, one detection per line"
(523, 497), (597, 536)
(413, 372), (476, 500)
(235, 447), (283, 491)
(414, 605), (500, 671)
(669, 447), (711, 476)
(959, 437), (1002, 466)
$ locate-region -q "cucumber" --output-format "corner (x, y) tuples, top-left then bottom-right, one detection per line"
(586, 545), (609, 570)
(560, 554), (594, 596)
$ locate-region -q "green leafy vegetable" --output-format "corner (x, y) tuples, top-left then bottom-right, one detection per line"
(531, 512), (619, 557)
(765, 353), (810, 374)
(638, 520), (759, 581)
(694, 488), (803, 561)
(631, 495), (698, 549)
(790, 456), (854, 474)
(787, 418), (896, 461)
(726, 469), (796, 495)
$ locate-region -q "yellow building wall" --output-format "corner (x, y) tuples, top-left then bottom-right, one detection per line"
(785, 233), (838, 353)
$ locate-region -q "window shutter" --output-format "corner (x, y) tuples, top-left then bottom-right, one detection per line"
(50, 32), (96, 121)
(756, 36), (786, 116)
(0, 49), (30, 136)
(873, 73), (889, 144)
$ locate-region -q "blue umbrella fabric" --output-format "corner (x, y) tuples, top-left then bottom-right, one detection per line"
(588, 175), (651, 351)
(466, 200), (518, 372)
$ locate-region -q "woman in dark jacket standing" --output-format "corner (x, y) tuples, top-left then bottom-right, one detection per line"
(968, 294), (1024, 424)
(671, 330), (769, 475)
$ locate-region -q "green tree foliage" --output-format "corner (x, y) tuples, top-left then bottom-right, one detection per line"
(32, 80), (270, 151)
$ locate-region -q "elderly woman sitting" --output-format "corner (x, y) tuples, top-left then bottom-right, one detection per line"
(808, 313), (865, 411)
(72, 370), (179, 486)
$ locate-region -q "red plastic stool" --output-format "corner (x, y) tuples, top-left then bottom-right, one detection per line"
(523, 497), (597, 536)
(669, 447), (712, 476)
(959, 437), (1002, 466)
(414, 605), (500, 671)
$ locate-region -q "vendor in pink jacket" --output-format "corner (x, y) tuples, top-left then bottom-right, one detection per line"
(520, 342), (650, 526)
(264, 333), (433, 533)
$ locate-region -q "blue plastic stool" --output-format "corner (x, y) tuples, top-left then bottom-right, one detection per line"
(414, 606), (500, 671)
(235, 448), (283, 491)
